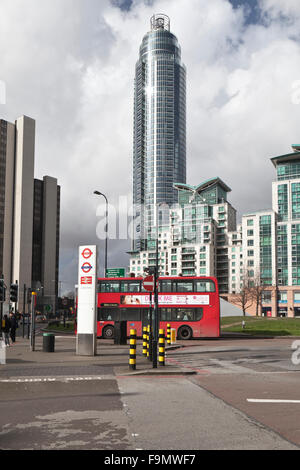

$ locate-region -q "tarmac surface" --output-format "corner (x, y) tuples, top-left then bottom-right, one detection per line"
(0, 332), (299, 450)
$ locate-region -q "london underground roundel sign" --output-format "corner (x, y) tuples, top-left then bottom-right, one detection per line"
(82, 248), (93, 259)
(81, 262), (93, 274)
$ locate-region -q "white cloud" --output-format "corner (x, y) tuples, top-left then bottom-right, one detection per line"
(1, 0), (300, 291)
(260, 0), (300, 20)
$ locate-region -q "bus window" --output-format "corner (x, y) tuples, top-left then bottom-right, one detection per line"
(120, 282), (140, 293)
(128, 282), (140, 292)
(160, 308), (172, 321)
(99, 282), (120, 293)
(174, 281), (193, 293)
(195, 308), (203, 321)
(120, 308), (141, 321)
(98, 308), (119, 321)
(160, 281), (172, 292)
(141, 309), (150, 323)
(172, 308), (194, 321)
(194, 280), (215, 293)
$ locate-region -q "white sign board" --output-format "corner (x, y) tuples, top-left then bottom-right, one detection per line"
(120, 294), (210, 306)
(76, 245), (97, 356)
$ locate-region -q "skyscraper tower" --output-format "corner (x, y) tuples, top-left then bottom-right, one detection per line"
(133, 14), (186, 251)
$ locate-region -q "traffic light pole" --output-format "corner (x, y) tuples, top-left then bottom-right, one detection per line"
(152, 211), (160, 369)
(31, 292), (36, 352)
(23, 284), (26, 338)
(0, 274), (4, 339)
(0, 301), (3, 341)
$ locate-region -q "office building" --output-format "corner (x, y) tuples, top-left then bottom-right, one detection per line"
(0, 115), (60, 314)
(0, 116), (35, 304)
(32, 176), (60, 313)
(132, 14), (186, 251)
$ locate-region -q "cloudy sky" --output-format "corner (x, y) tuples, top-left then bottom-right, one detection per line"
(1, 0), (300, 293)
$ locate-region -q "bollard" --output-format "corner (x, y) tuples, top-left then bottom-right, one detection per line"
(43, 333), (55, 353)
(171, 328), (176, 345)
(158, 329), (165, 366)
(166, 324), (171, 346)
(143, 326), (148, 357)
(149, 328), (153, 362)
(147, 325), (150, 360)
(129, 329), (137, 371)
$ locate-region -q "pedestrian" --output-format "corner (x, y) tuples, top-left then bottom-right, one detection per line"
(9, 312), (18, 344)
(2, 315), (11, 347)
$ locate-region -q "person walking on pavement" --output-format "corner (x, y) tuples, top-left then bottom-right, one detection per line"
(9, 312), (18, 344)
(2, 315), (11, 347)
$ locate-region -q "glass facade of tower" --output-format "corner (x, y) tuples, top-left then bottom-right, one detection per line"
(133, 14), (186, 251)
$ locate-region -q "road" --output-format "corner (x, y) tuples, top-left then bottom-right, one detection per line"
(0, 334), (299, 450)
(165, 337), (300, 447)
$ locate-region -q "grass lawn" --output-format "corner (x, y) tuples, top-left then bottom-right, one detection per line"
(221, 316), (300, 336)
(44, 321), (75, 333)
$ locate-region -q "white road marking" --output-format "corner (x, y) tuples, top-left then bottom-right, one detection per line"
(0, 376), (103, 383)
(247, 399), (300, 404)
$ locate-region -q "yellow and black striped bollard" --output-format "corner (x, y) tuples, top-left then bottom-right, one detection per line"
(146, 325), (150, 359)
(167, 324), (171, 346)
(129, 329), (137, 371)
(143, 326), (148, 357)
(159, 329), (165, 366)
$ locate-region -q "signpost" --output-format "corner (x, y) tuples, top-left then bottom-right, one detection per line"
(143, 271), (159, 369)
(31, 292), (37, 352)
(106, 268), (126, 278)
(76, 245), (98, 356)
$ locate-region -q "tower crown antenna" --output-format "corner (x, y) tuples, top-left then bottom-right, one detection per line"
(150, 14), (170, 32)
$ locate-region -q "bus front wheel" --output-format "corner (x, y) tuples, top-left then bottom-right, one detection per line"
(177, 326), (192, 340)
(102, 325), (114, 339)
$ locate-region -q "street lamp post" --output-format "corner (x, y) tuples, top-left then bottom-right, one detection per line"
(94, 191), (108, 277)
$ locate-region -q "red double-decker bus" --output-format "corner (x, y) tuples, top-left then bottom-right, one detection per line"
(97, 276), (220, 340)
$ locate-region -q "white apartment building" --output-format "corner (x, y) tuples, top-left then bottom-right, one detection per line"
(129, 177), (237, 294)
(129, 146), (300, 317)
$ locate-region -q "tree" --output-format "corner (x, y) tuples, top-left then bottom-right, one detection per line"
(249, 270), (265, 317)
(231, 271), (253, 316)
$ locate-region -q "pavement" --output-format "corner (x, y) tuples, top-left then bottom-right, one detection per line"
(0, 332), (195, 379)
(1, 332), (300, 450)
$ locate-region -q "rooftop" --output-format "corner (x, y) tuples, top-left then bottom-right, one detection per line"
(173, 177), (231, 194)
(271, 145), (300, 167)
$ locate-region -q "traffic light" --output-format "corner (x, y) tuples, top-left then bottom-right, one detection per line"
(10, 283), (18, 303)
(27, 288), (32, 304)
(0, 279), (6, 302)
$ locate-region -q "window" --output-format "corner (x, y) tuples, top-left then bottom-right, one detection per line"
(194, 280), (216, 292)
(160, 280), (172, 292)
(98, 308), (119, 321)
(120, 281), (140, 293)
(172, 308), (203, 322)
(278, 291), (287, 303)
(120, 308), (141, 321)
(262, 291), (272, 304)
(294, 292), (300, 303)
(174, 281), (193, 292)
(247, 219), (254, 226)
(99, 282), (120, 293)
(160, 308), (172, 321)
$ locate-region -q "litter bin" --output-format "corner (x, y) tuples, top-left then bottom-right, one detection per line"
(43, 333), (55, 352)
(114, 321), (127, 345)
